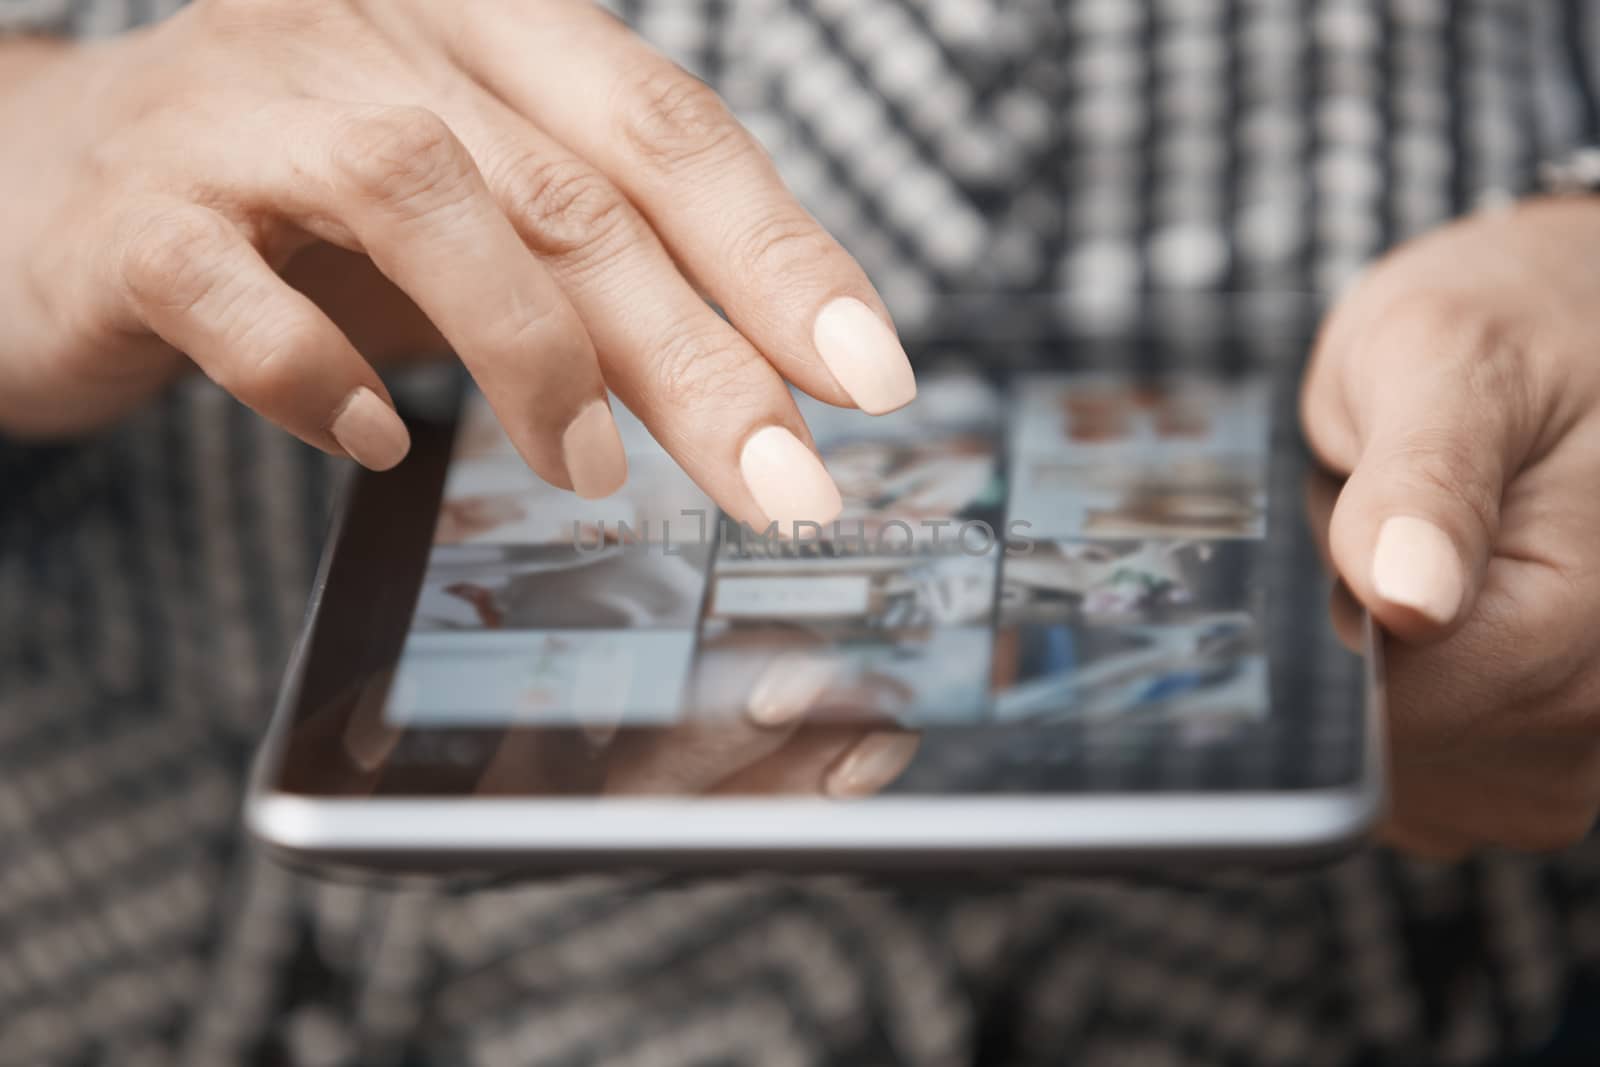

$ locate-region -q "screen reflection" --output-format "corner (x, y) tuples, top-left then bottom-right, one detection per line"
(286, 362), (1368, 799)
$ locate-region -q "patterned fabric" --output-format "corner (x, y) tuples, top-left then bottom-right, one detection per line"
(4, 2), (1600, 1066)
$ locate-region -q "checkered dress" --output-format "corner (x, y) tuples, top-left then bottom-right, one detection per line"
(4, 2), (1600, 1066)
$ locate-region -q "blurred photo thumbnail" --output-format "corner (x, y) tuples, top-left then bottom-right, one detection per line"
(1009, 454), (1267, 538)
(415, 543), (713, 631)
(991, 613), (1267, 724)
(437, 392), (710, 548)
(1000, 539), (1264, 626)
(797, 371), (1004, 450)
(708, 552), (997, 629)
(1010, 373), (1270, 458)
(387, 630), (695, 727)
(818, 434), (1006, 548)
(435, 451), (712, 548)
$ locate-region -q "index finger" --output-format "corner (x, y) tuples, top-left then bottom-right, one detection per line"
(214, 101), (628, 498)
(449, 3), (918, 416)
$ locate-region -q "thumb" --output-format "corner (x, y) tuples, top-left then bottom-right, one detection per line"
(1313, 336), (1527, 642)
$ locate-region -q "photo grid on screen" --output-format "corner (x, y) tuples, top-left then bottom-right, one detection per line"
(383, 372), (1272, 738)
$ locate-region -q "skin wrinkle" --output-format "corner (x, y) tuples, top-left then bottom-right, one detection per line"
(1332, 234), (1575, 459)
(118, 208), (232, 316)
(503, 155), (638, 264)
(1376, 430), (1506, 575)
(611, 66), (749, 177)
(327, 109), (482, 225)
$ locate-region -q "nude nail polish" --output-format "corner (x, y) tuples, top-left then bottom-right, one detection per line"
(812, 297), (918, 415)
(738, 425), (843, 531)
(1371, 516), (1465, 625)
(331, 387), (411, 471)
(825, 732), (921, 798)
(746, 652), (839, 727)
(562, 400), (628, 500)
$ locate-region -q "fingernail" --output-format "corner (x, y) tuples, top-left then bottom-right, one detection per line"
(739, 426), (843, 531)
(331, 387), (411, 471)
(813, 297), (918, 415)
(747, 652), (839, 727)
(826, 731), (919, 798)
(1372, 516), (1465, 625)
(562, 400), (628, 499)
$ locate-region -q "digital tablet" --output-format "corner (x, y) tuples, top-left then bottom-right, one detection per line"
(247, 335), (1382, 874)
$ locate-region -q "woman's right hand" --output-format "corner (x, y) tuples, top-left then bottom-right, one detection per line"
(0, 0), (916, 528)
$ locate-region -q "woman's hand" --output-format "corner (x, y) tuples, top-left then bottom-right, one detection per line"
(0, 0), (916, 528)
(1302, 197), (1600, 856)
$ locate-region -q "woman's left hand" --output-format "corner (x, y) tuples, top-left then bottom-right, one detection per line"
(1302, 197), (1600, 857)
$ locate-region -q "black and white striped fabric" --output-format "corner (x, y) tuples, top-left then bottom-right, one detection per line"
(5, 2), (1600, 1065)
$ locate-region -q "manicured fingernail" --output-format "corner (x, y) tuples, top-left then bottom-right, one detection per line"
(739, 426), (843, 531)
(826, 731), (920, 798)
(1372, 516), (1465, 625)
(331, 387), (410, 471)
(562, 400), (628, 500)
(813, 297), (918, 415)
(747, 653), (839, 727)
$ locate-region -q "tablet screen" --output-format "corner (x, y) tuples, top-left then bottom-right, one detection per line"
(277, 353), (1369, 798)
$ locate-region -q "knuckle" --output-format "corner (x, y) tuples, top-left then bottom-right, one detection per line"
(1375, 295), (1535, 434)
(1371, 291), (1476, 347)
(732, 212), (838, 281)
(651, 326), (760, 413)
(119, 209), (231, 312)
(221, 312), (323, 406)
(329, 106), (472, 212)
(616, 64), (745, 172)
(500, 154), (636, 262)
(1369, 289), (1503, 354)
(1387, 426), (1500, 538)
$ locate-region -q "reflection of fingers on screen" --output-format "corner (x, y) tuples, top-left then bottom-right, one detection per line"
(813, 674), (914, 718)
